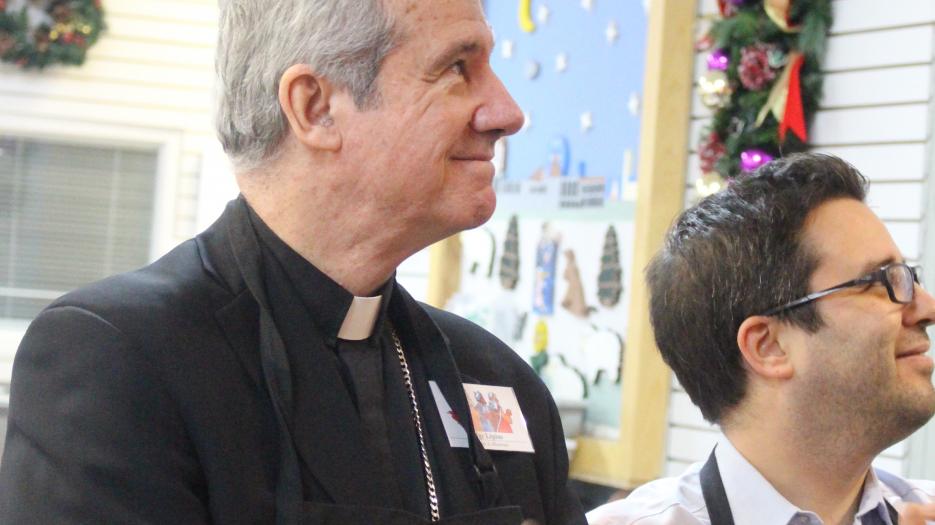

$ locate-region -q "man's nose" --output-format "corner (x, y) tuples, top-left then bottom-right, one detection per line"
(472, 70), (524, 138)
(905, 281), (935, 329)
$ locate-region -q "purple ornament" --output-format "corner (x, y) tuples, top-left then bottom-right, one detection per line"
(706, 49), (729, 71)
(740, 149), (774, 172)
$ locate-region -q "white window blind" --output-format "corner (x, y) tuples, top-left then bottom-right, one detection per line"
(0, 136), (158, 320)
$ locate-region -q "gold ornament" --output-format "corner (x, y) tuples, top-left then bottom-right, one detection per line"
(765, 0), (801, 33)
(695, 172), (727, 197)
(699, 70), (732, 109)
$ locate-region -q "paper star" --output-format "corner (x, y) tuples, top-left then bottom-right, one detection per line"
(525, 60), (541, 80)
(555, 52), (568, 73)
(501, 39), (514, 59)
(606, 20), (619, 44)
(537, 4), (551, 24)
(521, 111), (532, 132)
(628, 92), (640, 116)
(581, 0), (594, 12)
(580, 111), (593, 133)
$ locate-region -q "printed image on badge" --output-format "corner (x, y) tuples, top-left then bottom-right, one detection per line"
(462, 383), (535, 453)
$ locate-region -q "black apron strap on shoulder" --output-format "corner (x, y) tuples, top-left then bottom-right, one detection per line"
(884, 499), (899, 524)
(228, 203), (303, 525)
(469, 431), (504, 508)
(700, 448), (735, 525)
(259, 309), (303, 525)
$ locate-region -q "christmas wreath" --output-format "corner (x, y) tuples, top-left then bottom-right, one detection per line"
(695, 0), (832, 192)
(0, 0), (104, 69)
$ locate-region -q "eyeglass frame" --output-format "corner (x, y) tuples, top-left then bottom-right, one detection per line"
(760, 262), (923, 317)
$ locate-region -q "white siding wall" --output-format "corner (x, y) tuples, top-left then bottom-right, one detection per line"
(671, 0), (935, 477)
(0, 0), (221, 376)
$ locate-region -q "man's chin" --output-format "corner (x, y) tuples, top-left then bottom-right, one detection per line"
(468, 193), (497, 228)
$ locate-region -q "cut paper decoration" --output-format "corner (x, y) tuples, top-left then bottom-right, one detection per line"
(597, 225), (623, 307)
(561, 250), (595, 318)
(532, 224), (560, 316)
(499, 215), (520, 289)
(518, 0), (536, 33)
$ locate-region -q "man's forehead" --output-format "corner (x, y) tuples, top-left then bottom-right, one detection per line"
(803, 198), (901, 279)
(384, 0), (493, 60)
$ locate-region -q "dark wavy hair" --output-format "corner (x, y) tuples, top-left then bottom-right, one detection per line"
(646, 153), (868, 423)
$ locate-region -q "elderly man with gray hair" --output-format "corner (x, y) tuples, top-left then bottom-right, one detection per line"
(0, 1), (586, 524)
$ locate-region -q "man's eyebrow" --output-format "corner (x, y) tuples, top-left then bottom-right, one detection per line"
(427, 41), (483, 72)
(859, 256), (900, 275)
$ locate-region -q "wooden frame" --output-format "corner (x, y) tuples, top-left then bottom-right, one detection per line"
(428, 0), (696, 488)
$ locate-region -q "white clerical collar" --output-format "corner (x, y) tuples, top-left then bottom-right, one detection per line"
(337, 295), (383, 341)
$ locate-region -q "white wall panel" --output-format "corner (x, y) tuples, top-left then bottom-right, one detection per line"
(819, 66), (931, 108)
(814, 144), (927, 182)
(90, 38), (215, 68)
(104, 14), (217, 47)
(830, 0), (935, 34)
(1, 72), (212, 112)
(866, 182), (925, 221)
(824, 27), (933, 72)
(885, 222), (921, 261)
(811, 104), (930, 146)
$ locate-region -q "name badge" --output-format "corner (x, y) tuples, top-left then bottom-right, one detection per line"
(429, 381), (535, 453)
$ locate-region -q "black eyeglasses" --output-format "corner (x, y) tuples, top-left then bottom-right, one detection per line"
(761, 262), (923, 316)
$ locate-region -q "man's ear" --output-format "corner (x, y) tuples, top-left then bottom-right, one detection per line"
(278, 64), (342, 152)
(737, 315), (794, 380)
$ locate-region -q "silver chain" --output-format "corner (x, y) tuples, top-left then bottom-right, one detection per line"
(391, 329), (441, 522)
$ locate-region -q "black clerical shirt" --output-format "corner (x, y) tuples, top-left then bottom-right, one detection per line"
(246, 207), (439, 518)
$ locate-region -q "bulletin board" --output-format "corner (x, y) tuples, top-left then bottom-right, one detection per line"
(431, 0), (696, 488)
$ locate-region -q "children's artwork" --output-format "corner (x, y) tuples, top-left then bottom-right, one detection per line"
(532, 224), (560, 315)
(453, 216), (634, 440)
(500, 215), (520, 289)
(463, 383), (535, 453)
(561, 249), (594, 318)
(597, 225), (624, 307)
(580, 327), (625, 438)
(483, 0), (647, 218)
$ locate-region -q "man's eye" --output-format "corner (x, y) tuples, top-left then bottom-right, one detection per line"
(449, 60), (467, 76)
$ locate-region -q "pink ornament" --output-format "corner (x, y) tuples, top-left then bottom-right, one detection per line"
(706, 49), (729, 71)
(740, 149), (774, 172)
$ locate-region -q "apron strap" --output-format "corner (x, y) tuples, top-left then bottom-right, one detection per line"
(700, 448), (735, 525)
(884, 499), (899, 524)
(228, 203), (303, 525)
(469, 432), (503, 508)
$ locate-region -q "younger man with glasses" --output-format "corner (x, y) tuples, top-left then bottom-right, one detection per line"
(589, 154), (935, 524)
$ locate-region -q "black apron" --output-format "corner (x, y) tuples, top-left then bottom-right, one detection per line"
(700, 449), (899, 525)
(228, 199), (522, 525)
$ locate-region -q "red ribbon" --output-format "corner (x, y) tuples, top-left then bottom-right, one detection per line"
(779, 54), (807, 142)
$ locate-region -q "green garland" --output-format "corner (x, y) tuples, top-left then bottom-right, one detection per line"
(698, 1), (831, 180)
(0, 0), (105, 69)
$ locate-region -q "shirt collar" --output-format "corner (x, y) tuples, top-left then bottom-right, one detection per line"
(855, 469), (896, 525)
(717, 438), (894, 525)
(246, 202), (394, 346)
(717, 437), (806, 525)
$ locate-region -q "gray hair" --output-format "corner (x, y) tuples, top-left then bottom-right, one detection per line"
(215, 0), (397, 170)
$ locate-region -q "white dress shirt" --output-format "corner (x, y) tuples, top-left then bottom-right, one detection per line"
(587, 438), (935, 525)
